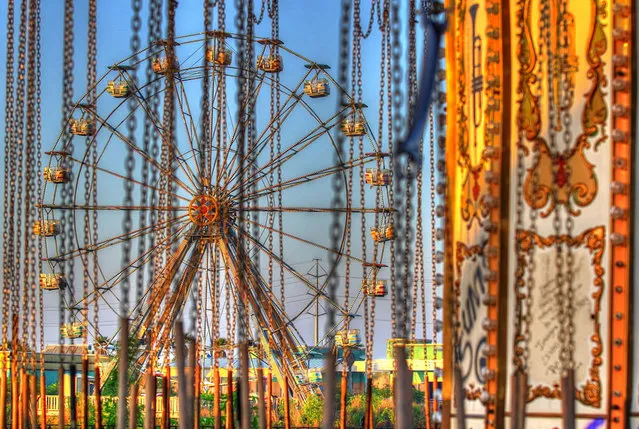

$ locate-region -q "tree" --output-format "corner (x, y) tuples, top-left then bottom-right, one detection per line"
(299, 395), (324, 426)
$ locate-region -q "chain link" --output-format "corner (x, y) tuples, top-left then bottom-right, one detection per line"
(1, 0), (15, 355)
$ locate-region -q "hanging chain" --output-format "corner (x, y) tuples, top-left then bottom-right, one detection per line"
(84, 0), (97, 355)
(14, 0), (29, 366)
(60, 0), (76, 352)
(1, 0), (15, 355)
(35, 0), (44, 375)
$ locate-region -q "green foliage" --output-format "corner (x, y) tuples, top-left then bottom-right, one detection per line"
(299, 394), (324, 425)
(46, 382), (58, 395)
(100, 398), (144, 427)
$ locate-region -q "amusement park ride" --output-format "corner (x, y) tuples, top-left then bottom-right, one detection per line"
(0, 0), (637, 429)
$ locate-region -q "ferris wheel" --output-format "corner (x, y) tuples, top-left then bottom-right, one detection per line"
(36, 32), (393, 401)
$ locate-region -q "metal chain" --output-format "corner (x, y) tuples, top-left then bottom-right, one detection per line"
(84, 0), (97, 354)
(122, 0), (142, 319)
(1, 0), (15, 354)
(14, 0), (29, 366)
(60, 0), (75, 353)
(26, 0), (40, 368)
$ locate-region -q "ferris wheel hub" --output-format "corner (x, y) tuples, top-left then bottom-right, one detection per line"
(188, 194), (220, 226)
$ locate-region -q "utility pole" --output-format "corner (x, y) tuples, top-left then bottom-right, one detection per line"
(306, 259), (327, 347)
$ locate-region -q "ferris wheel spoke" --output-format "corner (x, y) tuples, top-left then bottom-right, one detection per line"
(241, 206), (391, 214)
(244, 153), (379, 200)
(222, 70), (313, 184)
(73, 221), (192, 309)
(81, 106), (199, 195)
(65, 154), (191, 203)
(38, 203), (187, 211)
(174, 78), (208, 183)
(234, 226), (346, 316)
(231, 105), (350, 194)
(47, 214), (189, 261)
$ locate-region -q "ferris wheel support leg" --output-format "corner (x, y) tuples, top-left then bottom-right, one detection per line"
(339, 368), (347, 429)
(129, 382), (139, 429)
(162, 364), (170, 429)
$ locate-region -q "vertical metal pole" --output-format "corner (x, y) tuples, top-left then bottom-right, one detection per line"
(424, 373), (431, 429)
(339, 370), (347, 429)
(226, 369), (234, 429)
(561, 369), (575, 429)
(40, 370), (47, 429)
(128, 383), (138, 429)
(82, 357), (89, 429)
(395, 346), (413, 429)
(453, 367), (467, 429)
(283, 376), (290, 429)
(117, 316), (129, 429)
(256, 367), (265, 429)
(30, 374), (37, 429)
(363, 377), (372, 429)
(58, 365), (65, 429)
(238, 341), (250, 429)
(19, 368), (27, 429)
(144, 369), (157, 429)
(214, 367), (221, 429)
(69, 364), (77, 428)
(194, 351), (201, 429)
(175, 321), (190, 429)
(94, 365), (102, 429)
(266, 370), (272, 429)
(162, 365), (170, 429)
(510, 372), (527, 429)
(0, 361), (6, 429)
(12, 359), (18, 428)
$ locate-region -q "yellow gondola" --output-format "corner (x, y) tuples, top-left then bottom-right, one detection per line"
(308, 370), (322, 384)
(39, 273), (67, 291)
(257, 54), (283, 73)
(33, 220), (61, 237)
(364, 168), (391, 186)
(106, 80), (131, 98)
(43, 166), (71, 184)
(69, 118), (96, 136)
(152, 56), (179, 74)
(303, 78), (330, 98)
(362, 279), (388, 297)
(206, 46), (232, 66)
(340, 113), (366, 137)
(60, 322), (84, 339)
(370, 223), (394, 243)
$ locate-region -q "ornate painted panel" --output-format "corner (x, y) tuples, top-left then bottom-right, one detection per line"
(444, 0), (634, 427)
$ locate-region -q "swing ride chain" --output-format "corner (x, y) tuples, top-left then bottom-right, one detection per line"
(15, 0), (29, 364)
(391, 0), (410, 340)
(122, 0), (142, 318)
(408, 0), (420, 340)
(274, 0), (285, 314)
(559, 0), (575, 369)
(2, 0), (15, 353)
(35, 0), (45, 371)
(26, 0), (39, 367)
(60, 0), (75, 349)
(84, 0), (97, 351)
